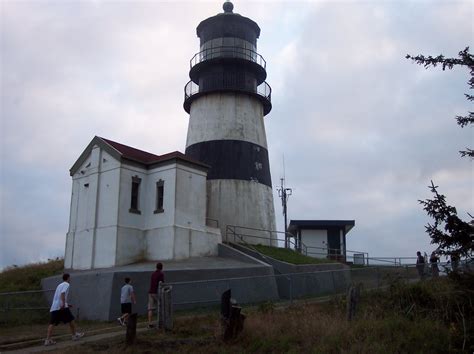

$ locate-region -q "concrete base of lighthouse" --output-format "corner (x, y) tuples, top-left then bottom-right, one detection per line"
(207, 179), (277, 245)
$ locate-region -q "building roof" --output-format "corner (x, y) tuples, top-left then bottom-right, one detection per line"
(70, 136), (209, 176)
(288, 220), (355, 234)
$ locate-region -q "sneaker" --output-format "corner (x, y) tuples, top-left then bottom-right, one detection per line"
(44, 339), (56, 346)
(117, 317), (124, 326)
(72, 332), (85, 341)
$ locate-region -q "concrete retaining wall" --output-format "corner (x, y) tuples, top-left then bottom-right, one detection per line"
(42, 244), (355, 321)
(229, 243), (351, 299)
(42, 248), (278, 321)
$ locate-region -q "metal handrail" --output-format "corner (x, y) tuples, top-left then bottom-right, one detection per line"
(184, 80), (271, 102)
(190, 46), (266, 70)
(225, 224), (308, 256)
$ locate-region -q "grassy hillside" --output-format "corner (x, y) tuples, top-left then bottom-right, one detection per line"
(0, 259), (64, 292)
(250, 244), (336, 264)
(58, 276), (472, 353)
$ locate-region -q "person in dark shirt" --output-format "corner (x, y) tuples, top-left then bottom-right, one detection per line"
(147, 262), (164, 328)
(430, 252), (439, 278)
(416, 251), (425, 279)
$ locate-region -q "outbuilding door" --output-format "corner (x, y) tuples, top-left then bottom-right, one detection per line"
(327, 228), (341, 256)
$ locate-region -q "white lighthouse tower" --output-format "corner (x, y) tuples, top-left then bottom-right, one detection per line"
(184, 2), (277, 243)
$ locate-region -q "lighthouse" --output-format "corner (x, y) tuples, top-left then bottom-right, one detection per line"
(184, 1), (277, 243)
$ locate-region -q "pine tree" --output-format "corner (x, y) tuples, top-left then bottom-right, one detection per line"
(407, 48), (473, 260)
(418, 181), (472, 259)
(406, 47), (473, 158)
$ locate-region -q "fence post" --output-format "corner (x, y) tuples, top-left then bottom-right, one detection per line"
(126, 313), (137, 345)
(346, 285), (360, 321)
(157, 282), (162, 329)
(161, 285), (173, 330)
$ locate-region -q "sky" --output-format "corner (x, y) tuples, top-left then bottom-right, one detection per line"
(1, 0), (472, 270)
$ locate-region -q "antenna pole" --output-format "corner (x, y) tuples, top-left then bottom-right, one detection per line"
(277, 177), (292, 248)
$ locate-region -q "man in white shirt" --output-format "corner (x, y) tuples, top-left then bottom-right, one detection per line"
(117, 277), (136, 326)
(44, 273), (84, 346)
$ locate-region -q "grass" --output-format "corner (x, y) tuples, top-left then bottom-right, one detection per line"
(0, 258), (65, 327)
(2, 259), (472, 353)
(249, 244), (337, 265)
(1, 260), (472, 353)
(0, 258), (64, 292)
(46, 277), (470, 353)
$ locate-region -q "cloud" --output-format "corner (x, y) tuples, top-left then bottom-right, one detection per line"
(1, 0), (472, 268)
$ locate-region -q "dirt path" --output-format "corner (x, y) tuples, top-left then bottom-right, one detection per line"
(0, 322), (152, 353)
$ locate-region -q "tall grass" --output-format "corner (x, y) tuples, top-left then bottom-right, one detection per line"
(0, 258), (64, 292)
(59, 276), (472, 353)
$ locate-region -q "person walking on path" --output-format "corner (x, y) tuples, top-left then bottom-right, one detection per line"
(117, 277), (136, 326)
(44, 273), (84, 346)
(430, 252), (440, 278)
(416, 251), (425, 279)
(147, 262), (164, 329)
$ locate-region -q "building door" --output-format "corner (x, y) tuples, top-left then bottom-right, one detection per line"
(327, 228), (341, 258)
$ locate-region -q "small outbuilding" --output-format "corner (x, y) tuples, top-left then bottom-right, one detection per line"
(288, 220), (355, 261)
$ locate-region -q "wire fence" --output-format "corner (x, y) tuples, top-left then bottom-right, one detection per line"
(0, 289), (55, 325)
(226, 225), (422, 267)
(0, 264), (442, 325)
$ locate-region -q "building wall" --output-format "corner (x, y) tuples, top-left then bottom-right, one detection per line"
(186, 93), (267, 148)
(174, 165), (207, 229)
(207, 179), (276, 244)
(116, 226), (145, 266)
(66, 145), (121, 269)
(66, 143), (221, 269)
(302, 229), (327, 259)
(143, 166), (177, 230)
(117, 165), (148, 230)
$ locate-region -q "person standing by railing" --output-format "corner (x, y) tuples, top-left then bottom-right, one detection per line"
(147, 262), (164, 329)
(430, 252), (440, 278)
(416, 251), (425, 279)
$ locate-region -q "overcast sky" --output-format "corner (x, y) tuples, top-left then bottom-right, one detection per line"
(1, 0), (472, 270)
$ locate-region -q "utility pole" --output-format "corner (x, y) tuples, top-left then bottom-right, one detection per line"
(277, 177), (292, 248)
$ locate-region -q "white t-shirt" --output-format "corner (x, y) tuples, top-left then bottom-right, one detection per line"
(120, 284), (134, 304)
(50, 281), (70, 312)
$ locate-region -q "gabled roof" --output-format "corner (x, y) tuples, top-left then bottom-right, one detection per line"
(70, 136), (209, 176)
(288, 220), (355, 234)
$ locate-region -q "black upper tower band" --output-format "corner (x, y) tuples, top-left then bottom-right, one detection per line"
(183, 2), (272, 116)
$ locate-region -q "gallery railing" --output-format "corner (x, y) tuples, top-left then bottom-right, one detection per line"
(190, 46), (266, 70)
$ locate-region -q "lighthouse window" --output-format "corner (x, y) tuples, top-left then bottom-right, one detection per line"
(154, 179), (164, 214)
(129, 176), (141, 214)
(200, 37), (256, 61)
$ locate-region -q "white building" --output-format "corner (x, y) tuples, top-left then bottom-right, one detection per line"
(65, 136), (221, 270)
(288, 220), (355, 261)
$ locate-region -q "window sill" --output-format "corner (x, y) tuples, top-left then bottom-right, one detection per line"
(154, 209), (164, 214)
(129, 208), (141, 215)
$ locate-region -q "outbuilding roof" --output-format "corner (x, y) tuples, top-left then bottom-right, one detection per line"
(70, 136), (209, 176)
(288, 220), (355, 234)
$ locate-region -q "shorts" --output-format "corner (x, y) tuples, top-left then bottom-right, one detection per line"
(121, 303), (132, 314)
(147, 294), (158, 310)
(49, 308), (75, 325)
